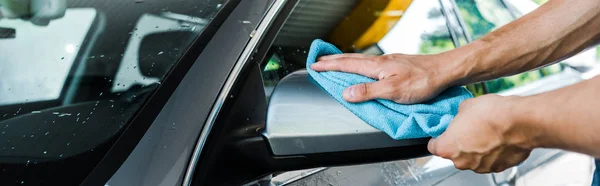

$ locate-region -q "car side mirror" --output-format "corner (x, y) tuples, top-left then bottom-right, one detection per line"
(197, 67), (432, 185)
(241, 69), (431, 174)
(263, 70), (430, 156)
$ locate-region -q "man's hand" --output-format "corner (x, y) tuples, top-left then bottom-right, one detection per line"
(427, 95), (539, 173)
(311, 53), (455, 104)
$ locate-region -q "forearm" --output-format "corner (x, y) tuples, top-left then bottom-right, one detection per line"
(515, 76), (600, 157)
(438, 0), (600, 86)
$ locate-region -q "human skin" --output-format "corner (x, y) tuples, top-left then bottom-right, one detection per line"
(311, 0), (600, 173)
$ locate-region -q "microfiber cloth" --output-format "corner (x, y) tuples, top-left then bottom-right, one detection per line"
(306, 39), (473, 140)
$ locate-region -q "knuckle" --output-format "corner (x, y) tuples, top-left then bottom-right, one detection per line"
(371, 56), (386, 64)
(459, 99), (473, 110)
(474, 169), (488, 174)
(454, 161), (470, 170)
(356, 83), (369, 97)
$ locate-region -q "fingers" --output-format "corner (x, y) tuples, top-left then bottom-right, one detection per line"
(310, 56), (383, 79)
(317, 53), (373, 61)
(342, 81), (395, 102)
(428, 132), (458, 159)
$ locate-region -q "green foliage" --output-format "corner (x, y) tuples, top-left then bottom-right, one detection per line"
(465, 84), (485, 97)
(531, 0), (548, 5)
(597, 46), (600, 61)
(419, 39), (454, 55)
(455, 0), (496, 40)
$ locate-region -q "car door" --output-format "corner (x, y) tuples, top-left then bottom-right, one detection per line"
(259, 0), (501, 185)
(264, 0), (598, 185)
(452, 0), (597, 185)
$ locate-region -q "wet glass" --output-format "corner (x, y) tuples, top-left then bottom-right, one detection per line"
(0, 0), (227, 184)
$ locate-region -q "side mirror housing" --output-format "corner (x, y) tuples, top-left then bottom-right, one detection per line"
(262, 70), (430, 156)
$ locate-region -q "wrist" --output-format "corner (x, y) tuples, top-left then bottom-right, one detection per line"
(434, 41), (489, 87)
(507, 95), (548, 149)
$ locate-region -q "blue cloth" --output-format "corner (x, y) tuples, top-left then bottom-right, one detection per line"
(592, 159), (600, 186)
(306, 39), (473, 140)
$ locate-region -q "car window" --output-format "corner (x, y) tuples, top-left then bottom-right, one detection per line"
(0, 0), (227, 184)
(455, 0), (565, 94)
(265, 0), (455, 184)
(0, 9), (94, 105)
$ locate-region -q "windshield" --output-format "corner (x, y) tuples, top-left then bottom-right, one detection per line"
(0, 0), (227, 184)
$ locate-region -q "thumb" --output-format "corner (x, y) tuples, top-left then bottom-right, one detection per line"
(428, 138), (438, 155)
(342, 81), (393, 103)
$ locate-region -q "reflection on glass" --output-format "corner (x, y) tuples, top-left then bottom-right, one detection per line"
(379, 0), (455, 55)
(456, 0), (568, 94)
(0, 0), (227, 184)
(0, 9), (96, 105)
(455, 0), (514, 40)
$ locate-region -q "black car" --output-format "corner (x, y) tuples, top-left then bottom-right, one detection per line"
(0, 0), (596, 185)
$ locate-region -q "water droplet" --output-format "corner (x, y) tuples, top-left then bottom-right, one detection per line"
(26, 160), (30, 166)
(77, 113), (81, 116)
(58, 113), (71, 117)
(163, 146), (167, 149)
(43, 151), (47, 154)
(44, 132), (49, 136)
(20, 181), (24, 184)
(30, 134), (34, 138)
(157, 51), (164, 55)
(59, 154), (63, 158)
(99, 92), (103, 96)
(155, 26), (159, 28)
(66, 143), (70, 146)
(11, 146), (15, 150)
(61, 57), (65, 60)
(100, 55), (105, 58)
(31, 111), (41, 114)
(242, 20), (251, 24)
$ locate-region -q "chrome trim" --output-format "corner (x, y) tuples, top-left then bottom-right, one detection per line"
(181, 0), (287, 185)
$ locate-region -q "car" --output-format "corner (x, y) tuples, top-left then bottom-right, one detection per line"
(0, 0), (597, 185)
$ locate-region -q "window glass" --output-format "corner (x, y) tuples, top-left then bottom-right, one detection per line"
(456, 0), (567, 94)
(0, 9), (94, 105)
(379, 1), (455, 55)
(0, 0), (227, 184)
(455, 0), (514, 40)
